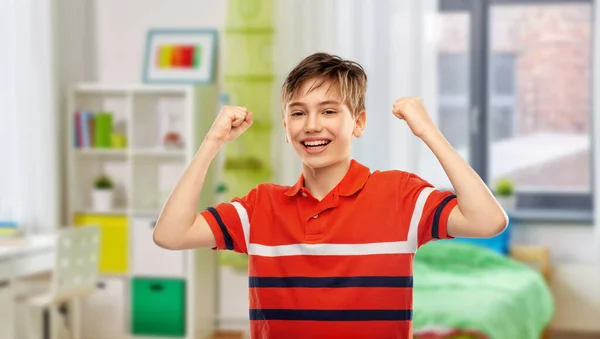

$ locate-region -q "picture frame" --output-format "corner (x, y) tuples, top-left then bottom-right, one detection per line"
(142, 28), (218, 84)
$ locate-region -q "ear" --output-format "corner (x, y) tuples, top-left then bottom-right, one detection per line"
(353, 111), (366, 138)
(283, 120), (289, 143)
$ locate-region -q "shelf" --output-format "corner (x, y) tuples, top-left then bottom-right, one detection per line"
(67, 83), (221, 339)
(71, 155), (130, 213)
(74, 149), (128, 156)
(132, 149), (186, 158)
(71, 92), (129, 150)
(74, 209), (128, 216)
(72, 148), (186, 158)
(132, 209), (162, 217)
(131, 92), (188, 151)
(132, 157), (183, 212)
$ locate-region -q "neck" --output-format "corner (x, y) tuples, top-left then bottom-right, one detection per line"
(302, 158), (352, 200)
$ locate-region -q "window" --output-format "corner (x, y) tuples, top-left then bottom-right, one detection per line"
(438, 0), (594, 220)
(439, 53), (517, 146)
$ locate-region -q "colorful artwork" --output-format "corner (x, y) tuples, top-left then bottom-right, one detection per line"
(143, 29), (217, 84)
(155, 45), (202, 69)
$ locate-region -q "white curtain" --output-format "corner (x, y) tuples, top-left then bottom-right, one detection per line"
(594, 0), (600, 263)
(274, 0), (439, 185)
(0, 0), (59, 233)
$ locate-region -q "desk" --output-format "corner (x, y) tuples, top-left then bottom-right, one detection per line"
(0, 234), (57, 339)
(0, 235), (56, 281)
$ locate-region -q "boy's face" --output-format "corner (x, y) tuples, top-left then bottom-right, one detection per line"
(283, 78), (366, 170)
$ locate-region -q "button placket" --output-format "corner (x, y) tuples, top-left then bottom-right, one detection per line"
(298, 191), (321, 238)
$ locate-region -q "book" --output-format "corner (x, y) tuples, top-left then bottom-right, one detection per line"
(94, 112), (113, 148)
(73, 111), (114, 148)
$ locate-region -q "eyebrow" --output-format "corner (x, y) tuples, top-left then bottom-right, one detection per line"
(288, 101), (306, 108)
(318, 100), (341, 106)
(288, 100), (341, 108)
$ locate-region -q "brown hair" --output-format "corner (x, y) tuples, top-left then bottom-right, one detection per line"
(281, 52), (367, 116)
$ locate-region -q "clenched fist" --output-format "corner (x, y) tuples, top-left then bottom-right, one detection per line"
(205, 106), (253, 145)
(392, 97), (437, 139)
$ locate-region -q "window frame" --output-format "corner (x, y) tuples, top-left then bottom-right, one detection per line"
(439, 0), (595, 223)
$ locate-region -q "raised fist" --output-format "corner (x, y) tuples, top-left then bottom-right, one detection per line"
(205, 106), (253, 144)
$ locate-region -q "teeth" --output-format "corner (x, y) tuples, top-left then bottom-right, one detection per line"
(303, 140), (329, 146)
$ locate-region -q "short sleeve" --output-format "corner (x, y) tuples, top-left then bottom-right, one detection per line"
(398, 172), (458, 248)
(199, 187), (256, 254)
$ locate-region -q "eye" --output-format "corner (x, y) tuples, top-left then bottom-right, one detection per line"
(324, 109), (336, 115)
(290, 111), (304, 116)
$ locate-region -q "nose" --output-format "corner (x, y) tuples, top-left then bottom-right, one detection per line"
(304, 112), (322, 133)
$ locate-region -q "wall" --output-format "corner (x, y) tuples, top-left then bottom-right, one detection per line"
(94, 0), (227, 83)
(512, 224), (600, 332)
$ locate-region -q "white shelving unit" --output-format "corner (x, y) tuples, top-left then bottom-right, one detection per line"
(66, 83), (220, 339)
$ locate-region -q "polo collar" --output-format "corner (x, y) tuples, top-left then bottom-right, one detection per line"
(284, 160), (371, 197)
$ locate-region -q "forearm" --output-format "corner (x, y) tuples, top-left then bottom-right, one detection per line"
(153, 138), (223, 245)
(421, 129), (507, 232)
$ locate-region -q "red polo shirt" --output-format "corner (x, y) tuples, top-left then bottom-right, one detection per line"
(201, 160), (458, 339)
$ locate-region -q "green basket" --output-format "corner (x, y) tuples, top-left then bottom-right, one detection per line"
(226, 122), (273, 164)
(226, 0), (273, 30)
(222, 166), (273, 201)
(225, 31), (274, 77)
(224, 77), (277, 123)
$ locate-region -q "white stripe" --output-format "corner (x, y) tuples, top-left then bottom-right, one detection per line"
(231, 201), (250, 250)
(245, 187), (434, 258)
(248, 241), (416, 257)
(408, 187), (434, 251)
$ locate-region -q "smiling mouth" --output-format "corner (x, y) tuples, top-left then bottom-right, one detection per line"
(301, 140), (332, 150)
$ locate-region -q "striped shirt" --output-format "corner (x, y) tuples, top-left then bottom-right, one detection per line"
(201, 160), (458, 339)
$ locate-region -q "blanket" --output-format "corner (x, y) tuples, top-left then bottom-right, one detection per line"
(413, 241), (554, 339)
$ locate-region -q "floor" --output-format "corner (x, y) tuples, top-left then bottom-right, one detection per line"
(213, 330), (600, 339)
(552, 331), (600, 339)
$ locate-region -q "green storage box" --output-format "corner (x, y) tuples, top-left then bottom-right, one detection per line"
(131, 278), (186, 337)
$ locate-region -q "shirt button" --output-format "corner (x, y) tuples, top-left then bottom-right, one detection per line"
(302, 192), (308, 197)
(312, 214), (319, 219)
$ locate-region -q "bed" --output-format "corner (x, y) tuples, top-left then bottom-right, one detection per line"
(412, 240), (554, 339)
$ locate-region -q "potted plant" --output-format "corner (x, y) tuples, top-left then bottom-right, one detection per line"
(92, 174), (114, 212)
(494, 177), (516, 212)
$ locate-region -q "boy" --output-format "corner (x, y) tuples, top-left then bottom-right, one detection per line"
(153, 52), (508, 339)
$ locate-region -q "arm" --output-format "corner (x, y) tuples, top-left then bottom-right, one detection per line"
(153, 106), (253, 250)
(153, 139), (222, 250)
(421, 128), (507, 238)
(393, 97), (508, 238)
